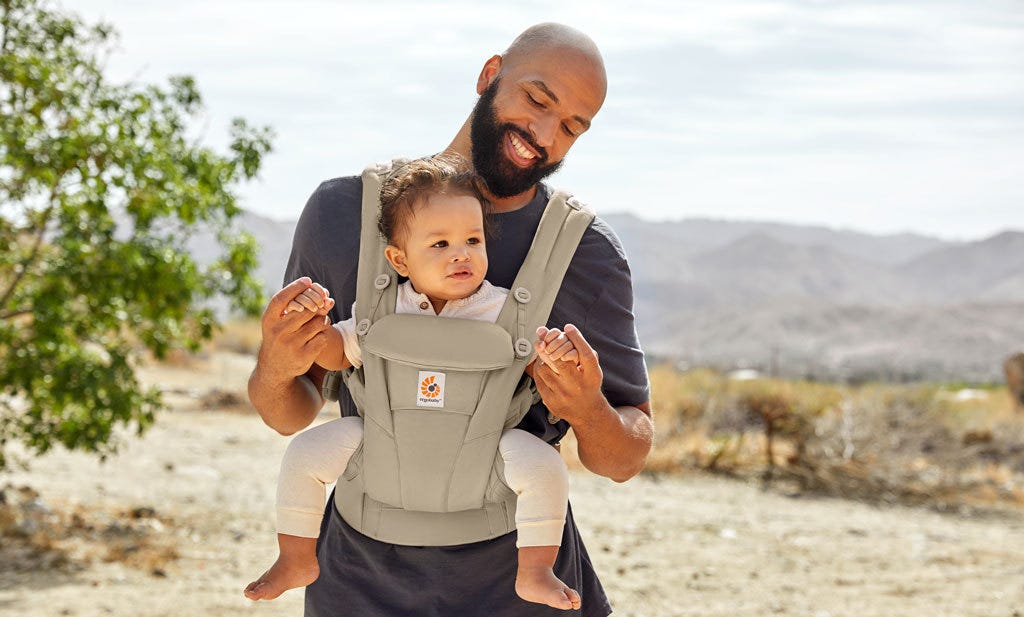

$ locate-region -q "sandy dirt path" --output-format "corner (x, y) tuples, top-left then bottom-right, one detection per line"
(1, 356), (1022, 616)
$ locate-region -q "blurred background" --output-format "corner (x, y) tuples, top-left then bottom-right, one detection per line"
(1, 2), (1022, 616)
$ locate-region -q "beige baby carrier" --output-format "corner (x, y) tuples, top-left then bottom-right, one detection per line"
(321, 159), (593, 546)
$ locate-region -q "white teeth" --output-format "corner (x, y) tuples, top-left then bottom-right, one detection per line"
(510, 134), (535, 159)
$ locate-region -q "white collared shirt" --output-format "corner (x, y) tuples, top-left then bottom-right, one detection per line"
(334, 280), (509, 368)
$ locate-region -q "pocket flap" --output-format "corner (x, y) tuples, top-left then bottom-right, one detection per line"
(362, 313), (515, 370)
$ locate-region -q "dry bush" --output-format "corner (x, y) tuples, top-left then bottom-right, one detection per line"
(646, 364), (1024, 509)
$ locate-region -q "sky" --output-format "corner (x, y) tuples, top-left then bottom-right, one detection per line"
(65, 0), (1024, 240)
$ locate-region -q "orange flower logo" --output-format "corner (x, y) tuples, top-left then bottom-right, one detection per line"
(420, 375), (441, 399)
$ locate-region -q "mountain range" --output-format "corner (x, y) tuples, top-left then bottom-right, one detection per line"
(198, 211), (1024, 382)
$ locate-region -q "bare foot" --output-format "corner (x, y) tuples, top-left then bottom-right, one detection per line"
(244, 553), (320, 601)
(515, 564), (582, 611)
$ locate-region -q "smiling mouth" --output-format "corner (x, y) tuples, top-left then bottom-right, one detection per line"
(506, 131), (541, 167)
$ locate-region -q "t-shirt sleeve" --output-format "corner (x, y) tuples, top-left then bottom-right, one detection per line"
(283, 182), (331, 288)
(556, 219), (651, 409)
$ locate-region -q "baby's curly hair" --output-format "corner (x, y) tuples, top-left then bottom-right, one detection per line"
(378, 154), (491, 246)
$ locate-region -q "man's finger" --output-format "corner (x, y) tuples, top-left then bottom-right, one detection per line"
(532, 361), (554, 389)
(276, 302), (326, 334)
(295, 312), (330, 343)
(533, 340), (560, 375)
(563, 324), (598, 371)
(267, 277), (312, 317)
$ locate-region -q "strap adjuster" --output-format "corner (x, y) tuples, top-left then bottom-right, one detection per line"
(374, 274), (391, 290)
(513, 287), (531, 304)
(514, 338), (533, 358)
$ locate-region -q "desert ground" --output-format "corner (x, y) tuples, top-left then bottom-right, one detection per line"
(1, 352), (1022, 617)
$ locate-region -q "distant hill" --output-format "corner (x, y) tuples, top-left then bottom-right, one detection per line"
(212, 211), (1024, 382)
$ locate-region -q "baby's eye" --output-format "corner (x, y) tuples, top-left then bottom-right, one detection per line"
(467, 237), (481, 245)
(432, 240), (448, 248)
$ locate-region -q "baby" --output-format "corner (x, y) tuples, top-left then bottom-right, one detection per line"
(244, 155), (583, 610)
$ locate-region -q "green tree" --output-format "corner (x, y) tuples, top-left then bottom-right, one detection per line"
(0, 0), (272, 469)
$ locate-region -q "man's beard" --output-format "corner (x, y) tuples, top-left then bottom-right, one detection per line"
(470, 78), (564, 198)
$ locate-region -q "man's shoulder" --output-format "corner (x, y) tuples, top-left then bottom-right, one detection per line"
(544, 184), (628, 266)
(307, 175), (364, 211)
(582, 214), (628, 263)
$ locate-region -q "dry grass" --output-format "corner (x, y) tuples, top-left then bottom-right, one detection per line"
(207, 319), (263, 356)
(644, 364), (1024, 511)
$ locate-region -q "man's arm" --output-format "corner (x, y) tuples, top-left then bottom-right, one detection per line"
(248, 278), (332, 435)
(531, 324), (653, 482)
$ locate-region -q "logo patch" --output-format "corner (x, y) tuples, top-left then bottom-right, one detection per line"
(417, 371), (445, 407)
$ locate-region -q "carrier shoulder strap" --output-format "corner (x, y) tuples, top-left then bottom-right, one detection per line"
(322, 160), (406, 403)
(466, 190), (594, 439)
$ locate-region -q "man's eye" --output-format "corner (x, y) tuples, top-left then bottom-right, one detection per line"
(432, 240), (448, 248)
(527, 93), (544, 108)
(562, 124), (578, 138)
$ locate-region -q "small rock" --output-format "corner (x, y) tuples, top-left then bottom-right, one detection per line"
(131, 506), (157, 519)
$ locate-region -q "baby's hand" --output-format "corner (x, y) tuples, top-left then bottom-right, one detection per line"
(534, 326), (580, 376)
(282, 282), (335, 317)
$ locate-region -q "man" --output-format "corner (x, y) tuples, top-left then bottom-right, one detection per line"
(249, 23), (654, 616)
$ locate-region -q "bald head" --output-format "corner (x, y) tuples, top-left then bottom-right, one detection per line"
(502, 23), (607, 102)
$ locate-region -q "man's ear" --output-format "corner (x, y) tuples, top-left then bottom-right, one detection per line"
(476, 54), (502, 94)
(384, 245), (409, 277)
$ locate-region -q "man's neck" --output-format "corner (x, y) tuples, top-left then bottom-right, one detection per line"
(483, 185), (538, 213)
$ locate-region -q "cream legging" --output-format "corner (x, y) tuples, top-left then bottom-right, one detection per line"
(275, 417), (569, 547)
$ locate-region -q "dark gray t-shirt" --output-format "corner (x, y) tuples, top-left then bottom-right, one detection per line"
(285, 175), (649, 617)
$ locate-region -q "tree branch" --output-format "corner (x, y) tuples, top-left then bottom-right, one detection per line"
(0, 308), (29, 320)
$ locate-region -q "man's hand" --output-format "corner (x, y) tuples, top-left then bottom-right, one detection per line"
(531, 323), (653, 482)
(531, 324), (604, 427)
(259, 277), (334, 382)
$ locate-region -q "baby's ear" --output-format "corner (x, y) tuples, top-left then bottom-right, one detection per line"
(384, 245), (409, 276)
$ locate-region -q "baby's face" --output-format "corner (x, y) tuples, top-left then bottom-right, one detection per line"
(385, 193), (488, 305)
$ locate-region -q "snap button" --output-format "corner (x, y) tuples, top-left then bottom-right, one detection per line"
(566, 197), (582, 211)
(355, 319), (371, 336)
(513, 287), (531, 304)
(514, 338), (532, 358)
(419, 301), (430, 311)
(374, 274), (391, 289)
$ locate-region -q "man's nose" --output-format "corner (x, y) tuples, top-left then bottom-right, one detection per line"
(529, 114), (557, 150)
